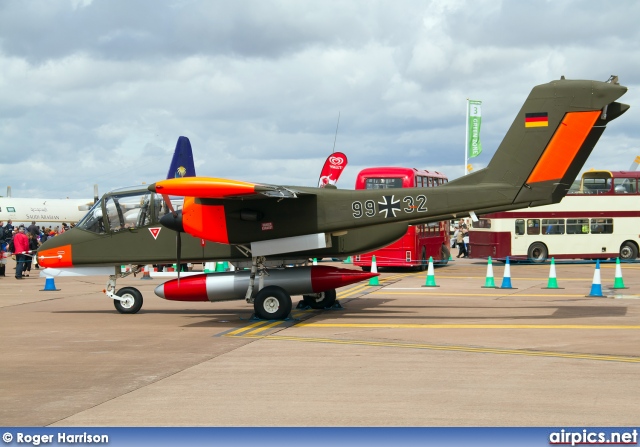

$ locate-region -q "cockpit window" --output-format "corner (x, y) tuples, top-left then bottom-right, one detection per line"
(105, 192), (152, 232)
(76, 200), (106, 233)
(76, 188), (181, 234)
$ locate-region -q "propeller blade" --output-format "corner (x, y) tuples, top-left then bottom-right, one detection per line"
(176, 230), (182, 284)
(162, 194), (177, 217)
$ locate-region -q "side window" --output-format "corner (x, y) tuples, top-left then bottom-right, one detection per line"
(567, 219), (589, 234)
(472, 219), (491, 229)
(515, 219), (525, 235)
(591, 218), (613, 234)
(542, 219), (565, 235)
(527, 219), (540, 235)
(614, 178), (637, 194)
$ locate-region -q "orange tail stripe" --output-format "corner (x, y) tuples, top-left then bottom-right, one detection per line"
(154, 177), (257, 198)
(526, 111), (601, 184)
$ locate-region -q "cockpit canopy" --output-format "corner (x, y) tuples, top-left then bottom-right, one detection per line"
(76, 185), (182, 234)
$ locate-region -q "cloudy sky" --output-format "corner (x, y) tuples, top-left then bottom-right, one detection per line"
(1, 0), (639, 199)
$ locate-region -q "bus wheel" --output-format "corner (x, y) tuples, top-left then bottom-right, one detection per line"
(418, 248), (427, 271)
(440, 244), (450, 265)
(527, 242), (548, 263)
(620, 241), (639, 260)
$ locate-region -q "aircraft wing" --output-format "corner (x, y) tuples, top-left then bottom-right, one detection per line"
(152, 177), (311, 200)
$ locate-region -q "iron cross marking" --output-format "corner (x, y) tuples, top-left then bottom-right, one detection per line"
(378, 195), (401, 218)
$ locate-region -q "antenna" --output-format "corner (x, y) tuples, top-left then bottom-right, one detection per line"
(332, 111), (341, 153)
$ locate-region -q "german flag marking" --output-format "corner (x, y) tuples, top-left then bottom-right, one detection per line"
(525, 112), (549, 127)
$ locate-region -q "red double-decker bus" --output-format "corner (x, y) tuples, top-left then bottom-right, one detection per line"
(352, 167), (451, 270)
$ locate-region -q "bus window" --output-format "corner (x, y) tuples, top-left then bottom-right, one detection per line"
(472, 219), (491, 229)
(614, 178), (637, 194)
(542, 219), (564, 235)
(567, 219), (589, 234)
(591, 218), (613, 234)
(583, 177), (612, 194)
(365, 178), (403, 189)
(515, 219), (525, 235)
(527, 219), (540, 235)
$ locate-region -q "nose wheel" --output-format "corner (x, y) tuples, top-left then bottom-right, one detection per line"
(113, 287), (144, 314)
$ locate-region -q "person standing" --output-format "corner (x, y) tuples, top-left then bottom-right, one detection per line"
(3, 220), (14, 251)
(27, 221), (38, 236)
(456, 219), (468, 258)
(13, 227), (29, 279)
(23, 232), (39, 276)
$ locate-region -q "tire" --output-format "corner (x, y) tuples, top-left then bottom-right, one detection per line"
(439, 244), (450, 265)
(418, 248), (427, 271)
(361, 266), (371, 272)
(620, 241), (639, 260)
(254, 286), (292, 320)
(303, 289), (337, 309)
(527, 242), (548, 263)
(114, 287), (143, 314)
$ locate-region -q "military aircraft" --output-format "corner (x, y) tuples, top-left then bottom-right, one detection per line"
(39, 76), (629, 320)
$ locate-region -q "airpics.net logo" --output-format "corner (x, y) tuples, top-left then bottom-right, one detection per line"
(549, 429), (638, 446)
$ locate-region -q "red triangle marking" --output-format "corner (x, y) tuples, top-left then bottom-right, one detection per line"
(149, 227), (161, 240)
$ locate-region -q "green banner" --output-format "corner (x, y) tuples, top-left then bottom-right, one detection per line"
(468, 100), (482, 158)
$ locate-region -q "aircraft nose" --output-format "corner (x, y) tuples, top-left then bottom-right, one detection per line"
(37, 244), (73, 268)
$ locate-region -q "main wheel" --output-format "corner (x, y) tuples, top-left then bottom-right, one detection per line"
(114, 287), (143, 314)
(620, 241), (639, 260)
(527, 242), (548, 263)
(303, 289), (337, 309)
(254, 286), (292, 320)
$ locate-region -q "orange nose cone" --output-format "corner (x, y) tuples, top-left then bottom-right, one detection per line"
(38, 244), (73, 268)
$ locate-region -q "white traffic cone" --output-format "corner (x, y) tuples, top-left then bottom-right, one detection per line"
(368, 256), (379, 286)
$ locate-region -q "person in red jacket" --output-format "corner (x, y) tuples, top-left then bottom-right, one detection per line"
(13, 226), (29, 279)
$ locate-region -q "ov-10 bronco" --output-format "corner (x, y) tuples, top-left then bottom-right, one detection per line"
(38, 76), (629, 320)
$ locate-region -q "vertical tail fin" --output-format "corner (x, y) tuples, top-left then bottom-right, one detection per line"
(449, 77), (629, 208)
(166, 136), (196, 179)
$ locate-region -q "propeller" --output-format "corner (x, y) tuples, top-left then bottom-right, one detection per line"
(159, 194), (185, 284)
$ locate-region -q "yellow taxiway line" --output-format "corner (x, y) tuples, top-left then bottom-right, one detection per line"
(295, 323), (640, 330)
(225, 333), (640, 363)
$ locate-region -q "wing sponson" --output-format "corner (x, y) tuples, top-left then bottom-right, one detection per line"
(152, 177), (259, 198)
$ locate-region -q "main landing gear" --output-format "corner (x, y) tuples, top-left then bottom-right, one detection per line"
(243, 256), (338, 320)
(244, 256), (294, 320)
